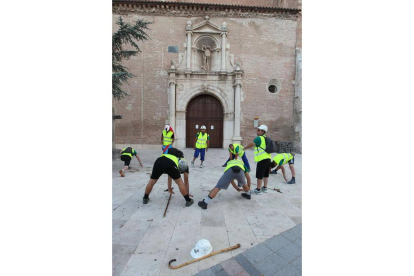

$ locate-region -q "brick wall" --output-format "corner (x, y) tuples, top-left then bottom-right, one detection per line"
(113, 7), (300, 148)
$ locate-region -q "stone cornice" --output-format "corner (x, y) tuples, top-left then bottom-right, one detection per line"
(113, 1), (301, 20)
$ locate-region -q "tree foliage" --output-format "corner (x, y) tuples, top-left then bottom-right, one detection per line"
(112, 17), (151, 100)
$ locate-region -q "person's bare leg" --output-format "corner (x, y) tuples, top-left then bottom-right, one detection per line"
(245, 172), (251, 189)
(257, 178), (263, 190)
(289, 164), (296, 177)
(173, 178), (189, 196)
(122, 165), (129, 171)
(263, 177), (269, 188)
(144, 179), (158, 195)
(208, 187), (221, 199)
(242, 184), (250, 192)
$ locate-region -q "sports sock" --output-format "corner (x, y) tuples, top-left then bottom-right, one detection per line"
(184, 194), (191, 202)
(256, 188), (261, 191)
(246, 191), (251, 195)
(204, 195), (212, 204)
(143, 194), (149, 199)
(292, 177), (295, 180)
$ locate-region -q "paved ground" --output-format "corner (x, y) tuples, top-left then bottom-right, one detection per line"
(113, 148), (302, 276)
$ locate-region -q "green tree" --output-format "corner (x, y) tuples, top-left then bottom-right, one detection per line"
(112, 16), (151, 100)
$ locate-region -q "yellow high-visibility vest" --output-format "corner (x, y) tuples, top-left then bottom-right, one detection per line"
(253, 135), (271, 162)
(273, 153), (294, 166)
(229, 143), (245, 158)
(161, 153), (178, 167)
(195, 132), (208, 149)
(162, 130), (174, 146)
(224, 159), (245, 172)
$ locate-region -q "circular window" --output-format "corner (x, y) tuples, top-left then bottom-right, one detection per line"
(267, 79), (281, 94)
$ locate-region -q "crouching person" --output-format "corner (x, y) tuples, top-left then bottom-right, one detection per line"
(143, 153), (194, 207)
(270, 153), (296, 184)
(198, 159), (251, 210)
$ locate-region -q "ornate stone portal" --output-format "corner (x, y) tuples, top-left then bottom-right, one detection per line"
(167, 16), (243, 149)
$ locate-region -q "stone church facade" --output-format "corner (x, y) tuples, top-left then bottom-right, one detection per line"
(112, 0), (302, 152)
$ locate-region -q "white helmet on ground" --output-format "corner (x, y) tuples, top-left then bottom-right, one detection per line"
(191, 239), (213, 259)
(178, 159), (188, 173)
(258, 125), (268, 132)
(200, 125), (206, 130)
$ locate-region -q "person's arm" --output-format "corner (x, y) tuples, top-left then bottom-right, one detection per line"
(230, 180), (243, 192)
(167, 176), (174, 194)
(193, 136), (198, 150)
(244, 142), (255, 150)
(228, 151), (233, 161)
(206, 135), (210, 151)
(161, 134), (164, 145)
(171, 133), (175, 146)
(184, 172), (192, 197)
(279, 166), (287, 182)
(135, 153), (143, 167)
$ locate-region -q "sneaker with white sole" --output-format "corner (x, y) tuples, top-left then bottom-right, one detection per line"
(262, 187), (268, 193)
(253, 189), (261, 194)
(287, 179), (296, 184)
(191, 161), (194, 166)
(119, 170), (125, 177)
(200, 164), (203, 168)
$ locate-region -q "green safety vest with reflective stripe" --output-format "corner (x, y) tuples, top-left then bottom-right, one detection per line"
(253, 135), (271, 162)
(229, 143), (245, 158)
(162, 130), (174, 146)
(273, 153), (294, 166)
(224, 159), (245, 172)
(121, 147), (135, 158)
(195, 132), (208, 149)
(161, 153), (179, 167)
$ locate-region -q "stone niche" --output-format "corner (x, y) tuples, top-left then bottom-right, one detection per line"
(167, 16), (244, 149)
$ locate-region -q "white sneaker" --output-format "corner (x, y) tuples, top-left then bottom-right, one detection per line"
(200, 164), (203, 168)
(191, 161), (194, 166)
(262, 187), (268, 193)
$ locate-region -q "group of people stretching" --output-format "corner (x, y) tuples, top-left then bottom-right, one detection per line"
(118, 124), (296, 210)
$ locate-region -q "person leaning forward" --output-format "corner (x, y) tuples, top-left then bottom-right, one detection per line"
(191, 125), (210, 168)
(143, 153), (194, 207)
(119, 147), (143, 177)
(243, 125), (272, 194)
(226, 143), (252, 191)
(270, 153), (296, 184)
(198, 159), (251, 210)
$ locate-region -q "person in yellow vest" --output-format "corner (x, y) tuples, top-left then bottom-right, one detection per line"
(198, 159), (251, 209)
(270, 153), (296, 184)
(119, 147), (143, 177)
(243, 125), (272, 194)
(143, 153), (194, 207)
(191, 125), (210, 168)
(161, 124), (175, 154)
(227, 143), (252, 190)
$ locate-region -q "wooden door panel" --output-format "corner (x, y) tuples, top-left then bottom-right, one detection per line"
(186, 95), (223, 148)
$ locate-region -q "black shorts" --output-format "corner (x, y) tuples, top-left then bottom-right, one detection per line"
(150, 156), (181, 180)
(121, 155), (132, 166)
(256, 159), (271, 179)
(288, 157), (295, 165)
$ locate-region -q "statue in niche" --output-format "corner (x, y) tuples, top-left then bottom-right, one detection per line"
(201, 45), (211, 71)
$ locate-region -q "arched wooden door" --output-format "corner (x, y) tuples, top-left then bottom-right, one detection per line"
(186, 95), (223, 148)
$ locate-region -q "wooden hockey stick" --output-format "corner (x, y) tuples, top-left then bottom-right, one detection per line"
(168, 244), (241, 269)
(163, 192), (172, 217)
